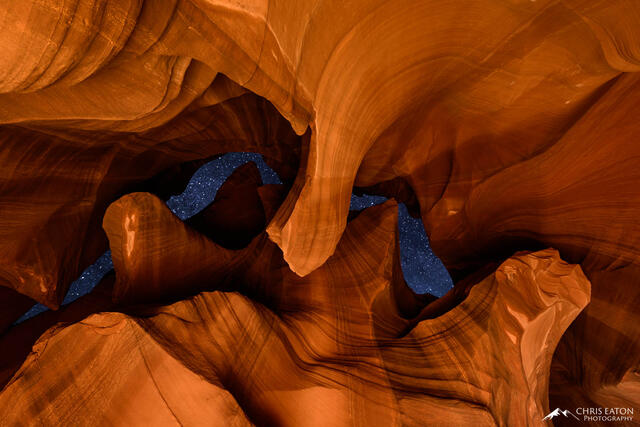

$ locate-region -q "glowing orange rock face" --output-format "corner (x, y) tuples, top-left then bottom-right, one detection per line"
(0, 0), (639, 424)
(0, 201), (590, 425)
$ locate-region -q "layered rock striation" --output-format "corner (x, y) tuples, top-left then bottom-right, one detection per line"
(0, 201), (590, 425)
(1, 0), (640, 424)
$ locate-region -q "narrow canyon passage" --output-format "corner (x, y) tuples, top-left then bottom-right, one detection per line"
(17, 153), (453, 323)
(1, 0), (639, 424)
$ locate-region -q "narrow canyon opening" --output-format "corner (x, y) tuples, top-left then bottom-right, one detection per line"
(16, 152), (454, 323)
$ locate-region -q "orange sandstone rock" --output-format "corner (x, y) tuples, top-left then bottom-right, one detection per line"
(0, 202), (590, 425)
(0, 0), (638, 422)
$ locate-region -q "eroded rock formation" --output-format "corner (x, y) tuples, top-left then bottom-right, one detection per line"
(0, 201), (590, 425)
(1, 0), (640, 424)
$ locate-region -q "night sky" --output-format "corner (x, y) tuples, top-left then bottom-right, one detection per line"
(166, 152), (281, 220)
(350, 194), (452, 295)
(16, 153), (452, 323)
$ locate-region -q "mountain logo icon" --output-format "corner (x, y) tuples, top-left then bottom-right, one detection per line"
(543, 408), (581, 421)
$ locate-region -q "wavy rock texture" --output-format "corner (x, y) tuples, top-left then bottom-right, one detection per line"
(0, 275), (116, 390)
(1, 0), (639, 424)
(0, 201), (590, 426)
(0, 92), (301, 310)
(0, 165), (274, 392)
(104, 191), (240, 304)
(422, 71), (640, 408)
(2, 0), (637, 280)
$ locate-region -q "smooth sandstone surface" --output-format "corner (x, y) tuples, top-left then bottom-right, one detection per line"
(0, 202), (590, 425)
(0, 0), (639, 424)
(1, 0), (637, 295)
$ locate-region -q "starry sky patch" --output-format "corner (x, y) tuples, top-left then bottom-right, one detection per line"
(16, 153), (452, 323)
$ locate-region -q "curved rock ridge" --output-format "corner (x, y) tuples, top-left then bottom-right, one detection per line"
(1, 0), (639, 284)
(0, 0), (639, 422)
(0, 161), (273, 387)
(0, 198), (590, 425)
(0, 92), (301, 310)
(103, 161), (280, 305)
(422, 71), (640, 400)
(0, 275), (116, 390)
(104, 191), (242, 304)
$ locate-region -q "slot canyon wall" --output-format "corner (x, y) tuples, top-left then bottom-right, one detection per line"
(0, 0), (639, 425)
